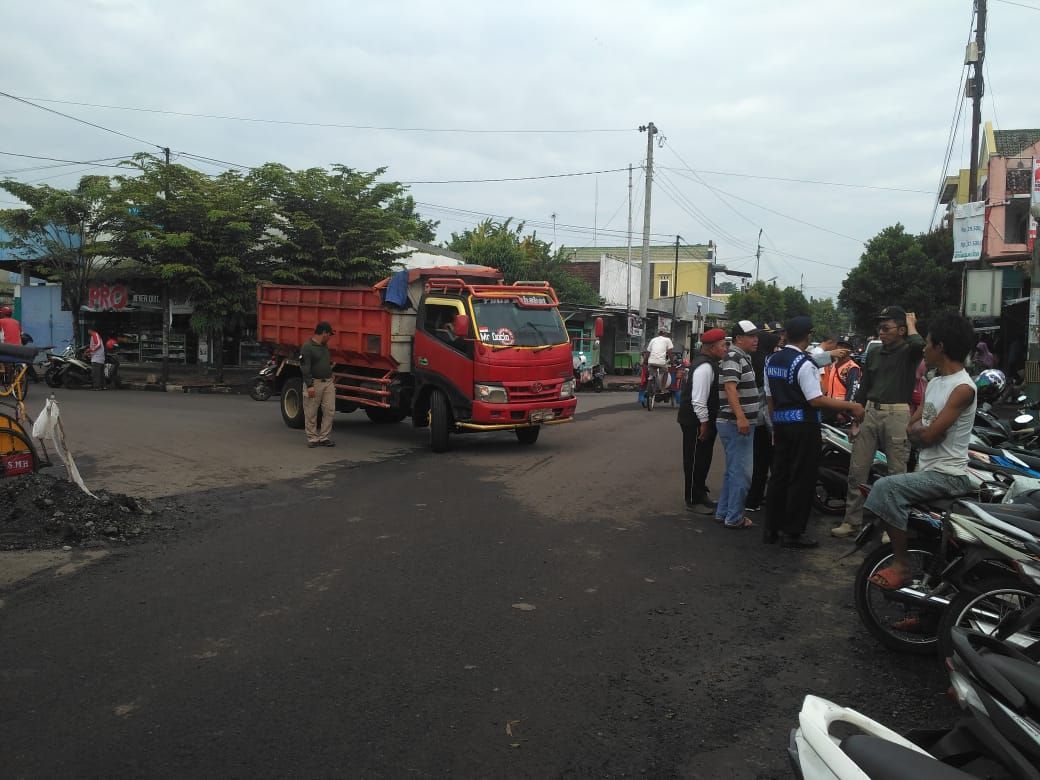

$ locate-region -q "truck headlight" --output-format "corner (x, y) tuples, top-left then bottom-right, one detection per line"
(560, 379), (575, 398)
(475, 383), (508, 404)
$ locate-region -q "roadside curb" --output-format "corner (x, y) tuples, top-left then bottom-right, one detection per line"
(123, 382), (247, 395)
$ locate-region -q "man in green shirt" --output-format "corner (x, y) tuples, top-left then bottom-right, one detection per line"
(832, 306), (924, 537)
(301, 321), (336, 448)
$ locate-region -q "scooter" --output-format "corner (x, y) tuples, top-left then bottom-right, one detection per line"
(814, 424), (889, 515)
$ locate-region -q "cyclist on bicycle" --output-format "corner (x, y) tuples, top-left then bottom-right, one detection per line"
(646, 329), (674, 393)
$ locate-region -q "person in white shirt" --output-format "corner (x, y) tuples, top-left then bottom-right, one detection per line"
(645, 329), (674, 392)
(678, 328), (728, 514)
(863, 312), (977, 591)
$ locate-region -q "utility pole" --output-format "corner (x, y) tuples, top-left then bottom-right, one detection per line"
(671, 235), (680, 325)
(161, 145), (171, 385)
(967, 0), (987, 202)
(550, 212), (557, 249)
(754, 228), (763, 284)
(626, 164), (633, 320)
(800, 273), (805, 296)
(593, 177), (599, 247)
(638, 122), (657, 324)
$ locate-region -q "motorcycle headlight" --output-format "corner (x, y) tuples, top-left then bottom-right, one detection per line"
(560, 379), (575, 398)
(475, 383), (508, 404)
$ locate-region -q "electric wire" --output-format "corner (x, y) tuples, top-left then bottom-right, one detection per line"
(929, 6), (977, 225)
(656, 165), (932, 195)
(653, 171), (758, 252)
(991, 0), (1040, 10)
(10, 95), (634, 134)
(0, 91), (166, 151)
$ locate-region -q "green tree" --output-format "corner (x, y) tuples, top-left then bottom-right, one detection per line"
(808, 297), (849, 338)
(446, 219), (601, 305)
(726, 280), (806, 324)
(250, 163), (437, 286)
(0, 175), (122, 342)
(839, 224), (958, 335)
(716, 280), (738, 295)
(109, 154), (279, 381)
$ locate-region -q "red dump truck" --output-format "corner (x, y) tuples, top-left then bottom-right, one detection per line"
(257, 265), (578, 451)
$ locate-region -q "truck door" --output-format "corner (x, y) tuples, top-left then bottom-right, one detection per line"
(414, 297), (473, 409)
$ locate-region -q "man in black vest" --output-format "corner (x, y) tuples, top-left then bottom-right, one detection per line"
(679, 328), (728, 513)
(763, 316), (864, 547)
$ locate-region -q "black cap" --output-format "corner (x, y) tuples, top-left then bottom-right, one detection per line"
(772, 321), (785, 333)
(785, 315), (813, 341)
(315, 321), (335, 335)
(877, 306), (907, 322)
(836, 339), (854, 350)
(731, 319), (764, 337)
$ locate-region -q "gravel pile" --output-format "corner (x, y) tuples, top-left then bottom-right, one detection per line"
(0, 472), (176, 551)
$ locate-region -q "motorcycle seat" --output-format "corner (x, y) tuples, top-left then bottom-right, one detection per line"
(840, 735), (975, 779)
(964, 502), (1040, 537)
(984, 654), (1040, 712)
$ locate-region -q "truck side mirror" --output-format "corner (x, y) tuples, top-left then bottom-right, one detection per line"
(594, 317), (604, 338)
(453, 313), (470, 338)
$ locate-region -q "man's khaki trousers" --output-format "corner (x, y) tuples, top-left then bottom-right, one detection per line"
(843, 405), (910, 527)
(304, 378), (336, 443)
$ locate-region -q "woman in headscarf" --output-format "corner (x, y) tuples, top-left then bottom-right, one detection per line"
(974, 339), (996, 370)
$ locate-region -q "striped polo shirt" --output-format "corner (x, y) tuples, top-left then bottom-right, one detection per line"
(718, 344), (760, 422)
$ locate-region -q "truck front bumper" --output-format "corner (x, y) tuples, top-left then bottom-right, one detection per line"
(458, 398), (577, 431)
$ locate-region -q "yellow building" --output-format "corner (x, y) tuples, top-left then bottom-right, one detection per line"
(564, 243), (714, 298)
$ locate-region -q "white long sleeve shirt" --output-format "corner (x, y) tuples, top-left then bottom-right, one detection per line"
(690, 362), (714, 421)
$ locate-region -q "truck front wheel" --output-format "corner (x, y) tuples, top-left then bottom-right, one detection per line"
(281, 377), (306, 429)
(429, 390), (452, 452)
(515, 427), (540, 445)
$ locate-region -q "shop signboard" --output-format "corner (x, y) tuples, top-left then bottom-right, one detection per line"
(952, 201), (985, 262)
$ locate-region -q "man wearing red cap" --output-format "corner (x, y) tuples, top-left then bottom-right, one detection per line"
(678, 328), (728, 513)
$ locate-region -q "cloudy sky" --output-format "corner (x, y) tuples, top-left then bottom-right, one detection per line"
(2, 0), (1032, 299)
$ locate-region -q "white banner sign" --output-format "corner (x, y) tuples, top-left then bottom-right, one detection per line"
(952, 201), (986, 263)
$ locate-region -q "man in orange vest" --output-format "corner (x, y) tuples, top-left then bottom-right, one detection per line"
(821, 340), (860, 402)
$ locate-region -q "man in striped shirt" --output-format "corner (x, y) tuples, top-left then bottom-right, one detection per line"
(715, 320), (763, 529)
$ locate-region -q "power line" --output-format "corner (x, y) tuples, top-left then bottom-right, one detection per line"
(985, 59), (1001, 131)
(929, 5), (976, 225)
(0, 91), (165, 151)
(0, 151), (133, 165)
(398, 166), (630, 185)
(992, 0), (1040, 10)
(653, 171), (757, 251)
(656, 165), (932, 195)
(10, 95), (634, 134)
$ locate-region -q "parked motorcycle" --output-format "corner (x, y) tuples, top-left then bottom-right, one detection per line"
(853, 484), (1040, 656)
(250, 357), (279, 401)
(572, 355), (605, 393)
(43, 345), (74, 388)
(814, 423), (889, 515)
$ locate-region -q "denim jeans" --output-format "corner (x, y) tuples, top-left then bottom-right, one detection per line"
(715, 419), (756, 525)
(864, 470), (973, 531)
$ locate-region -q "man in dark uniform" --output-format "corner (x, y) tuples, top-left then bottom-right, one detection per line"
(678, 328), (728, 513)
(764, 317), (864, 547)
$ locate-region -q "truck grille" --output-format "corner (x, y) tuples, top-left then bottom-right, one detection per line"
(505, 380), (561, 402)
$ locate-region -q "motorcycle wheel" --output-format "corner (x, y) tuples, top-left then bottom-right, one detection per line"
(593, 377), (604, 393)
(853, 541), (943, 655)
(44, 365), (63, 388)
(813, 453), (850, 516)
(250, 379), (272, 402)
(937, 574), (1038, 661)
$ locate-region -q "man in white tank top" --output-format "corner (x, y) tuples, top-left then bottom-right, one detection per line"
(863, 313), (978, 590)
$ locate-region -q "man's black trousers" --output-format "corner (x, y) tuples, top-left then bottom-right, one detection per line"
(764, 423), (821, 536)
(746, 423), (773, 509)
(681, 421), (716, 505)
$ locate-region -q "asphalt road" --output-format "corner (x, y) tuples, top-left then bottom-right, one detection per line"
(2, 388), (951, 777)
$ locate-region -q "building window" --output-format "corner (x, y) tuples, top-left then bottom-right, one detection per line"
(657, 274), (671, 297)
(1006, 197), (1030, 245)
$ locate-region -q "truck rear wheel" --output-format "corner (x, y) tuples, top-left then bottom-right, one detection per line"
(365, 407), (407, 424)
(430, 390), (451, 453)
(281, 377), (306, 429)
(515, 427), (540, 445)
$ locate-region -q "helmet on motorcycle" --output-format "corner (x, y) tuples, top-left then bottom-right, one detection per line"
(975, 369), (1007, 404)
(105, 338), (118, 350)
(0, 305), (11, 317)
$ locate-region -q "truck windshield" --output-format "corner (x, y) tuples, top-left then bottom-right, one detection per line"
(472, 297), (568, 347)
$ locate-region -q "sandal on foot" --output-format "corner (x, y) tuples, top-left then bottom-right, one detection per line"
(725, 517), (755, 529)
(868, 567), (911, 590)
(890, 615), (923, 633)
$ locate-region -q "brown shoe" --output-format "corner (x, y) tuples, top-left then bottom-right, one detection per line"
(318, 439), (336, 447)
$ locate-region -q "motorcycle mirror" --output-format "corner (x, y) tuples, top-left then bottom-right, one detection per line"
(1017, 394), (1028, 403)
(594, 317), (604, 338)
(1014, 414), (1035, 426)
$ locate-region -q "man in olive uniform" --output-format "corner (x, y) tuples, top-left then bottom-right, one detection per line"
(301, 321), (336, 448)
(832, 306), (924, 537)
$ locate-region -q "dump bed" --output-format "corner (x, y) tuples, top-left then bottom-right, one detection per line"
(257, 284), (411, 371)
